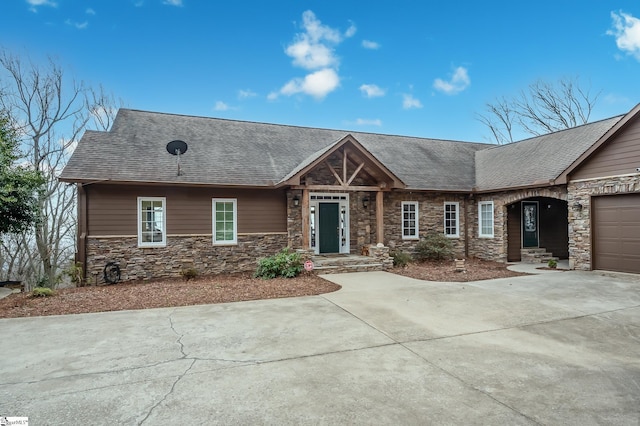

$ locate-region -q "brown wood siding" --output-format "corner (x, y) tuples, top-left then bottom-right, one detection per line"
(571, 116), (640, 180)
(592, 194), (640, 274)
(507, 203), (521, 262)
(86, 184), (286, 236)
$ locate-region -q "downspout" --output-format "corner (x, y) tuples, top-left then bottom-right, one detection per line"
(464, 194), (470, 258)
(77, 183), (88, 282)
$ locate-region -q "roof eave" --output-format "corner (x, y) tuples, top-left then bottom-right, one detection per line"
(557, 103), (640, 183)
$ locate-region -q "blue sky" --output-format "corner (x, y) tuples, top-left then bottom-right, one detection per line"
(2, 0), (640, 142)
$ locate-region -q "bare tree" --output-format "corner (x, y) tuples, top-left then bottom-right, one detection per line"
(0, 50), (120, 288)
(478, 77), (600, 144)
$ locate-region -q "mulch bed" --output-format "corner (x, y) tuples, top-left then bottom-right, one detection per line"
(0, 259), (527, 319)
(0, 273), (339, 319)
(392, 258), (530, 282)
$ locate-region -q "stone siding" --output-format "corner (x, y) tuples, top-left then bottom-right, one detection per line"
(468, 186), (567, 263)
(383, 192), (468, 257)
(567, 174), (640, 271)
(86, 233), (288, 283)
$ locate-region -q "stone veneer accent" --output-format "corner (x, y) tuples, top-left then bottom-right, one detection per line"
(567, 174), (640, 271)
(468, 186), (567, 263)
(368, 244), (394, 270)
(287, 185), (571, 265)
(86, 233), (288, 282)
(383, 192), (468, 257)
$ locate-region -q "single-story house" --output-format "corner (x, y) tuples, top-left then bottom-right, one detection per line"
(59, 104), (640, 280)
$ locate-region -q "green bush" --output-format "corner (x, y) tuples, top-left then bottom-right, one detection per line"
(32, 287), (55, 297)
(548, 259), (558, 269)
(255, 248), (303, 279)
(414, 233), (454, 261)
(391, 250), (412, 268)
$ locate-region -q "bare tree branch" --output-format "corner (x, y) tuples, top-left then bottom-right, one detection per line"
(0, 49), (120, 288)
(478, 76), (600, 144)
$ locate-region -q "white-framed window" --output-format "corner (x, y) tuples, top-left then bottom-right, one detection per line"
(137, 197), (166, 247)
(478, 201), (494, 238)
(401, 201), (419, 240)
(213, 198), (237, 245)
(444, 202), (459, 238)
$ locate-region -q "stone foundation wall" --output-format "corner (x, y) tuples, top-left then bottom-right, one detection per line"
(86, 233), (288, 283)
(568, 175), (640, 271)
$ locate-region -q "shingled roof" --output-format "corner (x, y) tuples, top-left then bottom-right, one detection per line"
(474, 116), (623, 191)
(60, 109), (490, 191)
(59, 108), (628, 192)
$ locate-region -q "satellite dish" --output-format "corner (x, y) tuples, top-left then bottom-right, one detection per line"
(166, 140), (188, 176)
(166, 140), (188, 155)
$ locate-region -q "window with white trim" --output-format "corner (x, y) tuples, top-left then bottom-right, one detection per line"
(213, 199), (237, 245)
(401, 201), (419, 239)
(478, 201), (494, 238)
(444, 202), (459, 238)
(138, 197), (166, 247)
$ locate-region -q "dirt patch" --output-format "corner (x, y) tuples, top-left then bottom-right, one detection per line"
(0, 259), (528, 319)
(392, 258), (529, 282)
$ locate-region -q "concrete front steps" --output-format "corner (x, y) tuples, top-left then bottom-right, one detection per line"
(521, 248), (559, 264)
(310, 254), (386, 274)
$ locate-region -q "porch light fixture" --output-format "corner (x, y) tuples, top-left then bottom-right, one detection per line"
(572, 201), (583, 211)
(362, 197), (369, 208)
(293, 196), (300, 207)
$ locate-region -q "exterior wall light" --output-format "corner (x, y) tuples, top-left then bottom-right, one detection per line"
(362, 197), (369, 208)
(572, 201), (583, 211)
(293, 196), (300, 207)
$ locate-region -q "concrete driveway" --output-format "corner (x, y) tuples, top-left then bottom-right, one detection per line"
(1, 270), (639, 425)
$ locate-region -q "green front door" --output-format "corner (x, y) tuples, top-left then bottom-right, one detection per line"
(319, 202), (340, 253)
(522, 201), (539, 247)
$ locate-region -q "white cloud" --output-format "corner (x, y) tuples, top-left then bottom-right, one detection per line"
(433, 66), (471, 95)
(65, 19), (88, 29)
(355, 118), (382, 126)
(163, 0), (183, 6)
(286, 39), (337, 70)
(345, 22), (357, 38)
(273, 68), (339, 100)
(26, 0), (57, 12)
(402, 94), (423, 109)
(214, 101), (230, 111)
(362, 40), (380, 50)
(359, 84), (385, 98)
(238, 89), (257, 99)
(86, 8), (96, 15)
(608, 11), (640, 61)
(285, 10), (353, 70)
(277, 11), (352, 100)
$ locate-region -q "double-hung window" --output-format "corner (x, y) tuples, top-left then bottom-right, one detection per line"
(444, 202), (459, 238)
(213, 199), (237, 245)
(478, 201), (494, 238)
(138, 197), (166, 247)
(401, 201), (419, 240)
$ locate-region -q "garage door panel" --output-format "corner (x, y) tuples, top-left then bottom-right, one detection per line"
(621, 240), (640, 252)
(593, 194), (640, 274)
(618, 208), (639, 222)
